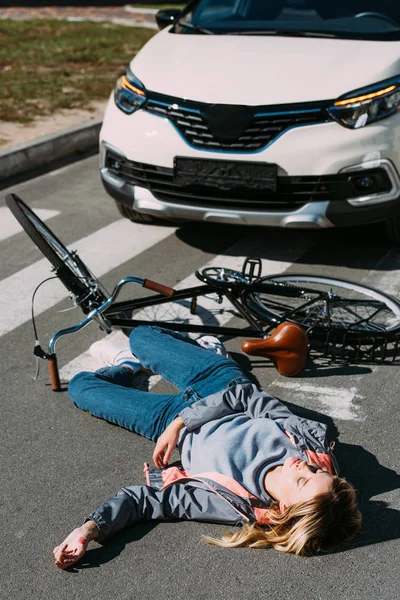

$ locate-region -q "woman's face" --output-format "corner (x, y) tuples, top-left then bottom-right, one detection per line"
(265, 457), (334, 510)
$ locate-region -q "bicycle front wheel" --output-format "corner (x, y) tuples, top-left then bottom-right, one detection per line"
(246, 274), (400, 343)
(6, 193), (108, 311)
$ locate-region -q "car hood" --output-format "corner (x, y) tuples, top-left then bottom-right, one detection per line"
(131, 30), (400, 105)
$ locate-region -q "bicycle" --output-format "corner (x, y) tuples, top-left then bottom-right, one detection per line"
(6, 193), (400, 391)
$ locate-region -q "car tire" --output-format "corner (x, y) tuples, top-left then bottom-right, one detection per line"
(384, 216), (400, 246)
(115, 201), (158, 224)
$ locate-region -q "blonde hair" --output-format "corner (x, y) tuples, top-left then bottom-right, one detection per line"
(203, 476), (361, 555)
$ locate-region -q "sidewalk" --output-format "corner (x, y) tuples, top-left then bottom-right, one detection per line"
(0, 101), (107, 151)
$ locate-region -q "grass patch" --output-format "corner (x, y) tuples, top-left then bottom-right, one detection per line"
(0, 20), (155, 123)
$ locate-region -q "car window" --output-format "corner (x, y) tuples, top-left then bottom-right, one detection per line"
(176, 0), (400, 40)
(194, 0), (240, 20)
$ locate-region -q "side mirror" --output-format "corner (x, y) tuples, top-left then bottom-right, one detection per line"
(155, 9), (182, 30)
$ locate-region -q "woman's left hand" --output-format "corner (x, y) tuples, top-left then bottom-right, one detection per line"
(53, 521), (98, 569)
(153, 417), (185, 468)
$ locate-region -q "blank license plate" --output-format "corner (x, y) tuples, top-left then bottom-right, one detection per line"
(174, 157), (277, 191)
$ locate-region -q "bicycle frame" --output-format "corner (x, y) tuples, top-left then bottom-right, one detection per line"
(48, 277), (279, 357)
(43, 275), (284, 391)
(40, 259), (400, 393)
(8, 194), (400, 391)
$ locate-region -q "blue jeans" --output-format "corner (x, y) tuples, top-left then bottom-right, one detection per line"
(69, 326), (249, 441)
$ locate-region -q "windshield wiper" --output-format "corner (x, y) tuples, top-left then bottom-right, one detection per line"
(175, 20), (214, 34)
(229, 29), (337, 38)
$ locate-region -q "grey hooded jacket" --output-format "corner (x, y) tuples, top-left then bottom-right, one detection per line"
(88, 383), (338, 542)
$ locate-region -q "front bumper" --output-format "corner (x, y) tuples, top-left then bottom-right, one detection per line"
(100, 101), (400, 228)
(101, 148), (400, 228)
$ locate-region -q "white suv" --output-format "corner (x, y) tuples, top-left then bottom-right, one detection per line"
(100, 0), (400, 244)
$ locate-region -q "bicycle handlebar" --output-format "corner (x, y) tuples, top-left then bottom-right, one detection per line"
(143, 279), (175, 297)
(45, 276), (176, 390)
(48, 354), (61, 391)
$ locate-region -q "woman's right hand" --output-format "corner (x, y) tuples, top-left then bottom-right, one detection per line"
(53, 521), (99, 569)
(153, 417), (185, 468)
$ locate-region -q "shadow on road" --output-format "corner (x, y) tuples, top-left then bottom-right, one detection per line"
(175, 221), (400, 271)
(278, 402), (400, 553)
(245, 356), (374, 379)
(66, 521), (159, 572)
(335, 442), (400, 553)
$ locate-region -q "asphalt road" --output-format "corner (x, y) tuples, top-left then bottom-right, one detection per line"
(1, 156), (399, 600)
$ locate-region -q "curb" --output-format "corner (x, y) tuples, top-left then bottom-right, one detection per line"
(124, 6), (159, 15)
(0, 118), (102, 182)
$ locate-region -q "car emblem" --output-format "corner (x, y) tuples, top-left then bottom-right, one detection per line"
(203, 104), (253, 143)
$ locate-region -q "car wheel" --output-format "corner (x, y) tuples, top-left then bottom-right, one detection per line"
(384, 216), (400, 246)
(115, 201), (158, 224)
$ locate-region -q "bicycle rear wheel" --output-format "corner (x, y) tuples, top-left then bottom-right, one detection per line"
(245, 274), (400, 359)
(6, 193), (108, 312)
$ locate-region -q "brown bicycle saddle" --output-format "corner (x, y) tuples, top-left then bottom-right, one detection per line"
(241, 322), (309, 377)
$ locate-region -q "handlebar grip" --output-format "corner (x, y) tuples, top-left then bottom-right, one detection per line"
(48, 355), (61, 391)
(143, 279), (175, 297)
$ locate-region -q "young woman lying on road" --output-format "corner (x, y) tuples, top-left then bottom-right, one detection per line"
(53, 326), (361, 568)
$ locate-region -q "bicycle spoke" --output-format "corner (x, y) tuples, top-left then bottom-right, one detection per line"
(332, 300), (388, 331)
(248, 274), (400, 344)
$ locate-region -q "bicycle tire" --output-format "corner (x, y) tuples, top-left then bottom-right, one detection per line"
(245, 274), (400, 342)
(6, 193), (107, 310)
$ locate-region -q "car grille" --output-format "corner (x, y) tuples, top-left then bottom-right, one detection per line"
(105, 154), (391, 212)
(144, 92), (330, 152)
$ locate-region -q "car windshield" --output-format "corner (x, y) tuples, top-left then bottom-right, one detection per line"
(174, 0), (400, 40)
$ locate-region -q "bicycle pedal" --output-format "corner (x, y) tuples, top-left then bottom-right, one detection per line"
(242, 257), (262, 281)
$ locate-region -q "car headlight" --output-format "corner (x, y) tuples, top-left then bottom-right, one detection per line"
(114, 67), (147, 115)
(328, 78), (400, 129)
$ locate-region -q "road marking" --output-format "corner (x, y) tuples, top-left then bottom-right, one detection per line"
(59, 234), (314, 382)
(0, 219), (175, 337)
(0, 207), (60, 243)
(271, 380), (365, 421)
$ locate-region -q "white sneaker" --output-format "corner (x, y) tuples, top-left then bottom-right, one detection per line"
(89, 339), (143, 374)
(196, 335), (229, 357)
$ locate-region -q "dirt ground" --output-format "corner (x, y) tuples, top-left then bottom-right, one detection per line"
(0, 101), (107, 149)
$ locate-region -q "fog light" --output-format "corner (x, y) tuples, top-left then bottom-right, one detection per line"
(349, 171), (392, 197)
(106, 154), (123, 172)
(343, 162), (396, 206)
(354, 176), (375, 191)
(348, 174), (383, 197)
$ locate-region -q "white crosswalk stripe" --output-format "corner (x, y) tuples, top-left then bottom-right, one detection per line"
(0, 206), (60, 242)
(0, 219), (175, 337)
(270, 380), (366, 422)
